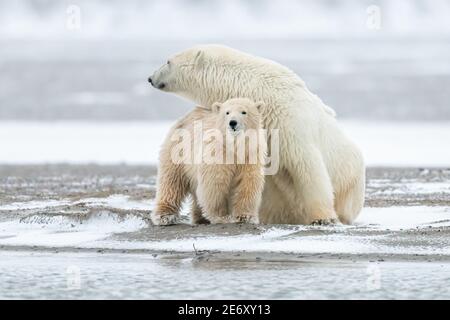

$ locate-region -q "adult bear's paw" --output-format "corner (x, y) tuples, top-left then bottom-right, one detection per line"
(234, 214), (259, 224)
(151, 213), (179, 226)
(310, 218), (339, 226)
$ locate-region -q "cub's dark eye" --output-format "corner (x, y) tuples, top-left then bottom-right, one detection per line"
(226, 111), (230, 115)
(242, 111), (247, 115)
(167, 60), (170, 65)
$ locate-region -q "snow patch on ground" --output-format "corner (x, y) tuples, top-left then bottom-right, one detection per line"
(367, 180), (450, 195)
(75, 195), (154, 211)
(91, 228), (372, 255)
(0, 201), (449, 255)
(89, 225), (450, 256)
(0, 195), (154, 212)
(0, 199), (70, 211)
(0, 212), (146, 247)
(341, 121), (450, 167)
(355, 206), (450, 230)
(0, 194), (151, 246)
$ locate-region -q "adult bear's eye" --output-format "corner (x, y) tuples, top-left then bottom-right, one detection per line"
(226, 112), (230, 115)
(167, 60), (170, 65)
(242, 111), (247, 115)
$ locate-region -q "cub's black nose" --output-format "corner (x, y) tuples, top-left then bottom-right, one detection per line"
(229, 120), (238, 129)
(148, 77), (153, 85)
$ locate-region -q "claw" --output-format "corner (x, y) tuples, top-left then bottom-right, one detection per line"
(151, 213), (179, 226)
(310, 218), (339, 226)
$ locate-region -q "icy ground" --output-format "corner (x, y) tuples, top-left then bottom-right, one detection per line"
(0, 165), (449, 299)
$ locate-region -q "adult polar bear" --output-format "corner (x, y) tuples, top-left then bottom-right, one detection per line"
(148, 45), (365, 225)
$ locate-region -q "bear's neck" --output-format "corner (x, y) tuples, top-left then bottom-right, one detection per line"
(182, 65), (307, 110)
(194, 89), (277, 110)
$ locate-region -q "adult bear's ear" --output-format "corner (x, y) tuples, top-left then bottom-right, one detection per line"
(212, 102), (222, 113)
(255, 101), (265, 112)
(195, 50), (205, 68)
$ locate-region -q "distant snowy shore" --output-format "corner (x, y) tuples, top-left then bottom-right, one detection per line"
(0, 121), (449, 167)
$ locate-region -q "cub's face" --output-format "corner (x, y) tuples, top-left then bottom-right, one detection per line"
(212, 99), (263, 135)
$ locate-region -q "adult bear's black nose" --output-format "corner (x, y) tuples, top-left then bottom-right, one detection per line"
(229, 120), (238, 129)
(148, 77), (153, 85)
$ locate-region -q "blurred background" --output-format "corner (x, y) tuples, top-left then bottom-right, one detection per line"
(1, 0), (450, 121)
(0, 0), (449, 165)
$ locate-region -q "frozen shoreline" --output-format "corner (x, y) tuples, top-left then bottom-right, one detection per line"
(1, 121), (450, 167)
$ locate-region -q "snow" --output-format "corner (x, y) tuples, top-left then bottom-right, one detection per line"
(341, 121), (450, 167)
(0, 196), (449, 255)
(0, 199), (70, 211)
(367, 181), (450, 195)
(0, 195), (151, 246)
(355, 206), (450, 230)
(0, 195), (153, 212)
(0, 121), (171, 165)
(1, 120), (449, 167)
(0, 195), (150, 246)
(75, 195), (154, 211)
(0, 213), (146, 247)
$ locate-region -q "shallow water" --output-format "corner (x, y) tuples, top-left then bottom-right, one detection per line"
(0, 251), (449, 299)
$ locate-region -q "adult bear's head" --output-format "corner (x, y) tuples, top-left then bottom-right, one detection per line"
(148, 44), (276, 107)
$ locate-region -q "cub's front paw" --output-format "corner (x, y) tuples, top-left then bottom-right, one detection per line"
(207, 215), (234, 224)
(151, 213), (179, 226)
(234, 215), (259, 224)
(310, 218), (339, 226)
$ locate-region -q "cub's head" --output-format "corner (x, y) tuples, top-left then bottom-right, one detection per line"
(212, 98), (263, 135)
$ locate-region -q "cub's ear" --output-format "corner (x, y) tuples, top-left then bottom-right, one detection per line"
(212, 102), (222, 113)
(255, 101), (265, 112)
(195, 50), (205, 67)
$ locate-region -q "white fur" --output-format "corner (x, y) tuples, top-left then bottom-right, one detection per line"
(150, 45), (365, 224)
(151, 98), (265, 225)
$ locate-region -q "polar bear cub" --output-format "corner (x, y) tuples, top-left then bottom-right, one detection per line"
(151, 98), (266, 225)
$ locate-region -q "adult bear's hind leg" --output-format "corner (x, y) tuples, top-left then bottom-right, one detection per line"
(290, 146), (338, 225)
(334, 172), (365, 225)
